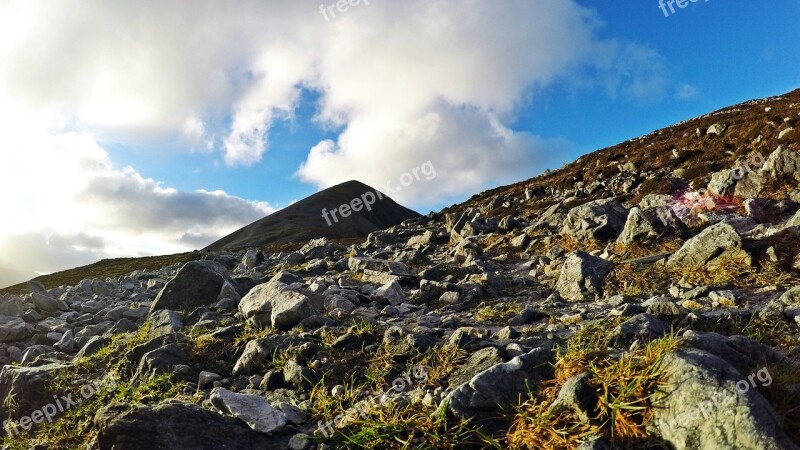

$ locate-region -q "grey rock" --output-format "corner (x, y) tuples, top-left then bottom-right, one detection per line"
(509, 307), (546, 326)
(706, 123), (727, 136)
(577, 436), (613, 450)
(232, 335), (306, 376)
(198, 371), (222, 389)
(561, 198), (628, 241)
(278, 402), (309, 425)
(649, 349), (798, 450)
(441, 347), (554, 422)
(238, 272), (318, 329)
(763, 144), (800, 181)
(708, 169), (739, 196)
(123, 307), (149, 321)
(617, 206), (689, 245)
(548, 372), (595, 423)
(348, 257), (411, 284)
(107, 318), (139, 335)
(371, 281), (405, 306)
(383, 326), (437, 354)
(150, 260), (232, 313)
(75, 335), (111, 359)
(0, 363), (69, 423)
(241, 249), (264, 270)
(300, 237), (333, 260)
(646, 300), (688, 317)
(55, 329), (74, 353)
(149, 310), (184, 337)
(288, 433), (312, 450)
(0, 296), (22, 317)
(667, 222), (751, 268)
(210, 387), (287, 433)
(447, 347), (505, 387)
(610, 313), (671, 344)
(439, 291), (461, 305)
(554, 251), (612, 302)
(30, 292), (68, 313)
(20, 345), (55, 365)
(407, 230), (434, 249)
(681, 331), (785, 376)
(0, 315), (33, 342)
(283, 360), (319, 391)
(132, 344), (187, 384)
(779, 286), (800, 306)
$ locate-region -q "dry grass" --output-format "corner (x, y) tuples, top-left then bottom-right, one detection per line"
(507, 328), (680, 450)
(605, 254), (799, 298)
(474, 302), (525, 323)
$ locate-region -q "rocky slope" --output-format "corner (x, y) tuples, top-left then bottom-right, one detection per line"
(205, 180), (420, 251)
(0, 90), (799, 449)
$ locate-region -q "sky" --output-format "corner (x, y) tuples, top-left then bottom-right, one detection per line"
(0, 0), (798, 287)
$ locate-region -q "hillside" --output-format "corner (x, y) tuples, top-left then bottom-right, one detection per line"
(0, 89), (799, 450)
(205, 180), (420, 251)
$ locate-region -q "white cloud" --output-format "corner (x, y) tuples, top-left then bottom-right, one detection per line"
(676, 83), (699, 101)
(0, 0), (674, 284)
(0, 124), (273, 287)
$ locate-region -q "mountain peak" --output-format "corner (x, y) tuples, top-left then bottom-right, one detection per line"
(204, 180), (420, 251)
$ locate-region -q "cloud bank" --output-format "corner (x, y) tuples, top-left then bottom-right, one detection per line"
(0, 0), (671, 286)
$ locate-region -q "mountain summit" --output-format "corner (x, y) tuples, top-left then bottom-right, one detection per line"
(204, 180), (420, 251)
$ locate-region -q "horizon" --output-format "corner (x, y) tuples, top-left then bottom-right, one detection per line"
(0, 0), (799, 287)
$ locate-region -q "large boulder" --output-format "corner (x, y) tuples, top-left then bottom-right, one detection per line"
(617, 206), (690, 245)
(650, 348), (798, 450)
(238, 272), (319, 329)
(148, 310), (184, 338)
(150, 261), (232, 313)
(95, 402), (286, 450)
(0, 363), (69, 423)
(0, 296), (22, 317)
(554, 251), (612, 302)
(561, 198), (628, 241)
(667, 222), (751, 268)
(132, 344), (187, 384)
(762, 145), (800, 181)
(707, 169), (740, 196)
(0, 315), (33, 342)
(30, 292), (69, 313)
(441, 347), (554, 424)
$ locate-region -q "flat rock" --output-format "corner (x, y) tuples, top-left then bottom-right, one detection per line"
(210, 387), (287, 434)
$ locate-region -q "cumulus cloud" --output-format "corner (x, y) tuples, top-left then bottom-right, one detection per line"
(0, 0), (675, 284)
(0, 0), (670, 201)
(0, 126), (273, 287)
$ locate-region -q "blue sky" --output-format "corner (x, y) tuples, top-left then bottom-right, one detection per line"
(0, 0), (798, 286)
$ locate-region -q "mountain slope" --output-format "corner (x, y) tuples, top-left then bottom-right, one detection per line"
(445, 88), (800, 220)
(204, 180), (420, 251)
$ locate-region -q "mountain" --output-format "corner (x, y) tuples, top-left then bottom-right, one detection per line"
(204, 180), (420, 251)
(1, 89), (799, 449)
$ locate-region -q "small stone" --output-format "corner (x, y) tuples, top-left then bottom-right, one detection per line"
(288, 433), (312, 450)
(331, 385), (346, 397)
